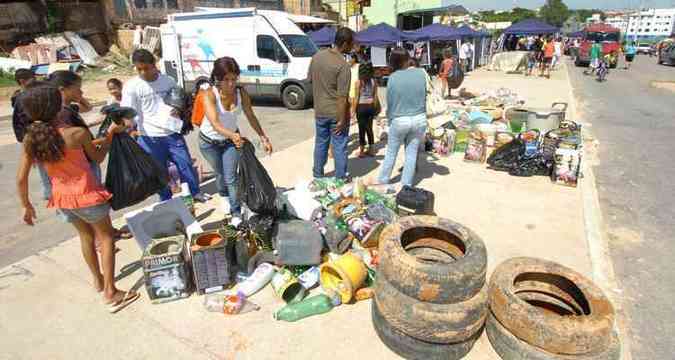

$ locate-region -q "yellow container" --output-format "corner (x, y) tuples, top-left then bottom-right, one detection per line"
(320, 252), (368, 303)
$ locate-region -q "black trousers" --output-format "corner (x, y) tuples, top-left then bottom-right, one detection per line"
(356, 104), (375, 147)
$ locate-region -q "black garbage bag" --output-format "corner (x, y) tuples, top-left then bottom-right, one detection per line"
(238, 141), (277, 215)
(163, 86), (195, 135)
(105, 133), (169, 210)
(396, 186), (435, 216)
(96, 104), (137, 139)
(487, 138), (524, 172)
(509, 155), (551, 177)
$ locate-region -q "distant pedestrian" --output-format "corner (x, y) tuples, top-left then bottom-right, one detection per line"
(624, 42), (637, 69)
(551, 37), (563, 70)
(308, 27), (354, 180)
(541, 37), (555, 78)
(11, 68), (35, 143)
(460, 41), (471, 73)
(586, 40), (602, 76)
(525, 51), (537, 76)
(352, 63), (380, 158)
(348, 54), (360, 125)
(17, 85), (139, 313)
(439, 49), (454, 98)
(376, 48), (427, 187)
(106, 78), (123, 105)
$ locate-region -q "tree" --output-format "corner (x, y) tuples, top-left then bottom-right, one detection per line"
(540, 0), (570, 27)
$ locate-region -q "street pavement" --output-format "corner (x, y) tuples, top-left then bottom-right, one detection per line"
(0, 100), (316, 268)
(567, 55), (675, 359)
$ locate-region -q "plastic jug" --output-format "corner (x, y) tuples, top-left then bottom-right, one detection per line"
(273, 294), (335, 322)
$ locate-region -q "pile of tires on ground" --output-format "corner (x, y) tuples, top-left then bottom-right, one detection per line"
(372, 215), (621, 360)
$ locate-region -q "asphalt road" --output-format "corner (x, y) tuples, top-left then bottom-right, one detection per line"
(567, 56), (675, 359)
(0, 100), (316, 268)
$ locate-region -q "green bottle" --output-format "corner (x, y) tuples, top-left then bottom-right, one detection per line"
(273, 294), (335, 322)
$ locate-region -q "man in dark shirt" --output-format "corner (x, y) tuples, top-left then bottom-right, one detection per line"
(11, 69), (35, 143)
(307, 27), (354, 180)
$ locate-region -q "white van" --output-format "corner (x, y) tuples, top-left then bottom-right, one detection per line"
(160, 7), (317, 110)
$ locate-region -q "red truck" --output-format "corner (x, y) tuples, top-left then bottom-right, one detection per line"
(574, 24), (621, 68)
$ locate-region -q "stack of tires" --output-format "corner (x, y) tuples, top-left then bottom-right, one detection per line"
(487, 257), (621, 360)
(372, 216), (488, 360)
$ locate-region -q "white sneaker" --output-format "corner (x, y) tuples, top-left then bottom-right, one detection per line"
(220, 196), (231, 215)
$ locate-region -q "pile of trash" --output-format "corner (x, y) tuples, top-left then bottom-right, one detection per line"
(422, 87), (582, 187)
(125, 138), (440, 322)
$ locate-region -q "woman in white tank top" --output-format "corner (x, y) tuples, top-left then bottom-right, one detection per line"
(199, 57), (273, 221)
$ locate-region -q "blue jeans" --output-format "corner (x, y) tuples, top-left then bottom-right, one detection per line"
(313, 117), (349, 179)
(378, 113), (427, 186)
(199, 138), (240, 215)
(137, 133), (200, 201)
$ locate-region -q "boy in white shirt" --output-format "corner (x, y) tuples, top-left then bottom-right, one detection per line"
(121, 49), (204, 202)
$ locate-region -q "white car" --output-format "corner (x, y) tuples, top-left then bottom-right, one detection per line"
(636, 43), (653, 55)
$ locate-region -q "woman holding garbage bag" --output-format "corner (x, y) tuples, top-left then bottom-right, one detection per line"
(16, 85), (139, 313)
(199, 57), (273, 224)
(375, 48), (427, 188)
(48, 70), (132, 240)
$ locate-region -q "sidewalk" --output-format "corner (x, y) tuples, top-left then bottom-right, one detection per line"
(0, 64), (598, 360)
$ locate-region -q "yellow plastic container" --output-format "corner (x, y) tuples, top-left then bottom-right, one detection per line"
(320, 252), (368, 303)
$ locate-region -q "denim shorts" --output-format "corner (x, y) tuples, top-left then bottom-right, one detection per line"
(57, 203), (110, 224)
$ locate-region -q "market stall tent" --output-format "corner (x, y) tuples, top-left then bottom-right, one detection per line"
(309, 26), (336, 47)
(457, 24), (482, 38)
(503, 19), (559, 35)
(355, 22), (414, 46)
(408, 23), (460, 42)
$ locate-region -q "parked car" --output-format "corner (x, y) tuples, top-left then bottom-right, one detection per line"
(636, 43), (653, 55)
(575, 24), (620, 68)
(657, 41), (675, 65)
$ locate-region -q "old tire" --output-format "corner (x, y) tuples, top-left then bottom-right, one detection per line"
(486, 313), (621, 360)
(374, 275), (487, 343)
(372, 302), (480, 360)
(282, 84), (306, 110)
(489, 257), (615, 355)
(378, 216), (487, 304)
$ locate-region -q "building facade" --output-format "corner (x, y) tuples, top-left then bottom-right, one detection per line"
(361, 0), (466, 29)
(625, 8), (675, 42)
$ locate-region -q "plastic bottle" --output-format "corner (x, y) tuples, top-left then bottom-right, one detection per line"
(273, 294), (336, 322)
(204, 292), (260, 315)
(180, 183), (195, 215)
(236, 263), (276, 297)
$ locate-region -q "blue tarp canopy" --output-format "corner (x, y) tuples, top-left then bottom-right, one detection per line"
(408, 23), (460, 42)
(457, 24), (482, 38)
(355, 23), (414, 46)
(503, 19), (559, 35)
(308, 27), (336, 47)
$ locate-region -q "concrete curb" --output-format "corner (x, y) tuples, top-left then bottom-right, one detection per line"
(565, 61), (633, 360)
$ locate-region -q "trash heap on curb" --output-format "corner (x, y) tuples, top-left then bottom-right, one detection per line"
(125, 132), (619, 359)
(422, 87), (583, 187)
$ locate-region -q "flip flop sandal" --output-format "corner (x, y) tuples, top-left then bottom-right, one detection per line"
(107, 291), (140, 314)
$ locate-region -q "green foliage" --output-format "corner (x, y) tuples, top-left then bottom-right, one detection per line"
(570, 9), (605, 23)
(540, 0), (570, 27)
(477, 7), (537, 24)
(0, 69), (17, 87)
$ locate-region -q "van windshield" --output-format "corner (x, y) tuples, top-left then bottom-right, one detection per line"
(280, 35), (318, 57)
(585, 32), (620, 42)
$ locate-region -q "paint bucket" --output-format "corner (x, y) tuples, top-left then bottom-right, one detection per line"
(271, 268), (307, 303)
(320, 252), (368, 303)
(504, 107), (529, 133)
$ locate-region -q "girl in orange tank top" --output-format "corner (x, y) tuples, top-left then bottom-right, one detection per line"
(17, 85), (139, 313)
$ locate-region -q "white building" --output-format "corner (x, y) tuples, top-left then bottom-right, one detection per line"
(625, 8), (675, 42)
(605, 14), (631, 32)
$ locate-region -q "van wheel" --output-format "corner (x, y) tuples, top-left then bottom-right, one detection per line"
(282, 85), (306, 110)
